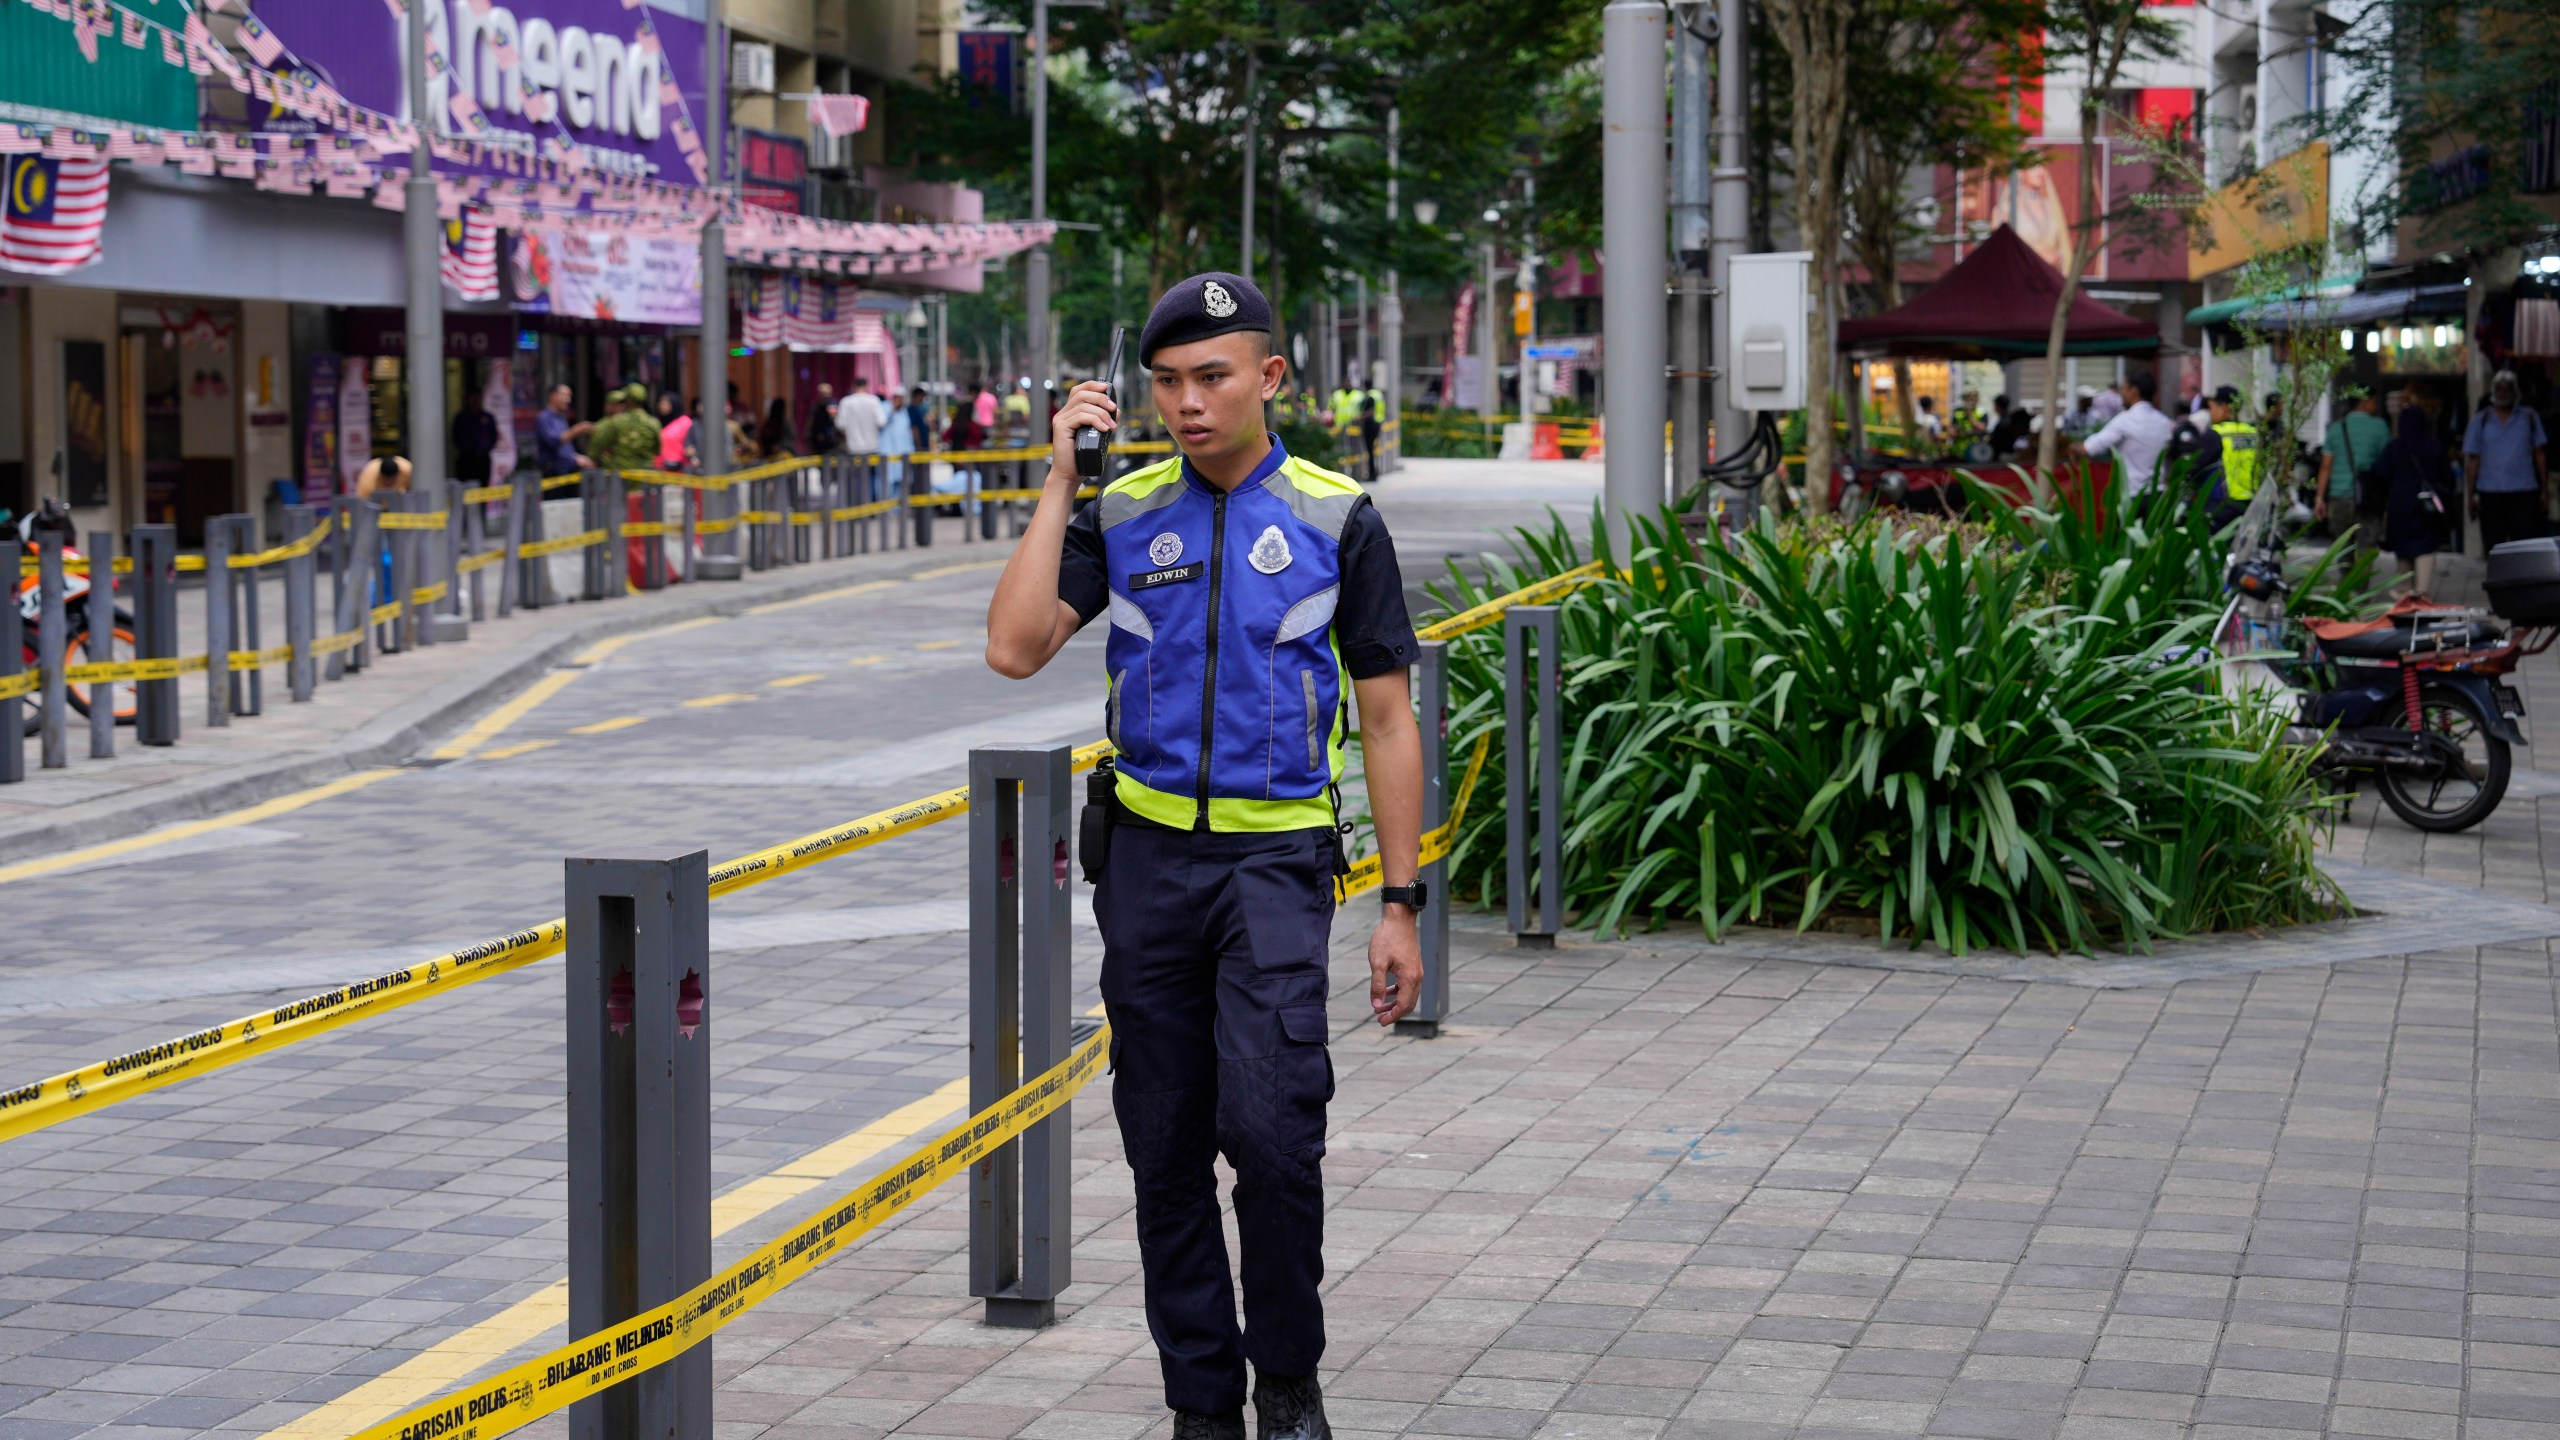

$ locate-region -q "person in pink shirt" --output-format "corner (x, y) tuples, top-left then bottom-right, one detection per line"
(657, 393), (696, 470)
(972, 380), (998, 433)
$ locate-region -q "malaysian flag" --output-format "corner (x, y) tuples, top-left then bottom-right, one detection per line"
(1, 153), (108, 275)
(440, 208), (498, 301)
(238, 14), (285, 66)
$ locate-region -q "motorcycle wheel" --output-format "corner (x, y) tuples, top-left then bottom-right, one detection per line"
(2376, 686), (2511, 833)
(18, 611), (141, 737)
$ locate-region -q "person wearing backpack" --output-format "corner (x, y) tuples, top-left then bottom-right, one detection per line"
(2317, 388), (2388, 553)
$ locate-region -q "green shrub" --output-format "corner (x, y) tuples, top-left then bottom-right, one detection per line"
(1424, 504), (2347, 954)
(1273, 414), (1341, 469)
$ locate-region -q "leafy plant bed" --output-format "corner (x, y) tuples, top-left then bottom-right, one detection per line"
(1423, 494), (2363, 955)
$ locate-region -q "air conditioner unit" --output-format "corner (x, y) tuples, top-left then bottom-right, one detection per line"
(731, 41), (776, 96)
(808, 127), (849, 172)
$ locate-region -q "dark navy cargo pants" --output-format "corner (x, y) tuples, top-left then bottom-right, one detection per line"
(1096, 820), (1337, 1414)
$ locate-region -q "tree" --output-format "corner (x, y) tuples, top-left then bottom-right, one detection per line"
(885, 0), (1599, 377)
(2031, 0), (2182, 473)
(1763, 0), (1885, 511)
(1837, 0), (2041, 444)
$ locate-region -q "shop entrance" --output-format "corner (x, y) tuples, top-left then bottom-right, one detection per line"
(118, 304), (239, 547)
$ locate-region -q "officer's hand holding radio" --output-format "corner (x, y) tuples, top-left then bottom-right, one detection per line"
(1048, 381), (1117, 486)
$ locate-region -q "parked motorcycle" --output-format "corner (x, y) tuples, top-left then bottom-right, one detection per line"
(9, 499), (141, 736)
(2219, 506), (2552, 833)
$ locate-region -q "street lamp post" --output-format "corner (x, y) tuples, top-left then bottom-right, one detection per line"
(696, 0), (740, 579)
(1381, 105), (1402, 474)
(1478, 210), (1500, 419)
(402, 0), (445, 576)
(1027, 0), (1104, 441)
(1600, 0), (1668, 555)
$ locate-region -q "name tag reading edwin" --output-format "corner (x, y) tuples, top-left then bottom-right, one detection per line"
(1131, 563), (1204, 589)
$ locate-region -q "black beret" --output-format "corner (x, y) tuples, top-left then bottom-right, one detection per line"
(1138, 271), (1272, 366)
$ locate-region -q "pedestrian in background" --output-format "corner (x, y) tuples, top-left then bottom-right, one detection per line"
(535, 383), (596, 476)
(836, 375), (885, 458)
(2073, 370), (2176, 497)
(2382, 394), (2456, 597)
(658, 395), (696, 472)
(450, 391), (499, 485)
(757, 398), (796, 458)
(2465, 369), (2551, 552)
(589, 383), (662, 475)
(807, 383), (844, 455)
(2317, 389), (2387, 551)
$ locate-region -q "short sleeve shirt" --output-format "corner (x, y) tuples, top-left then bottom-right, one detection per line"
(2465, 406), (2549, 494)
(1058, 457), (1419, 681)
(535, 409), (579, 476)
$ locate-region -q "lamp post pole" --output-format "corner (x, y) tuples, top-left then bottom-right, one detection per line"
(403, 0), (445, 527)
(1600, 0), (1668, 556)
(697, 0), (739, 579)
(1381, 104), (1401, 473)
(1027, 0), (1051, 435)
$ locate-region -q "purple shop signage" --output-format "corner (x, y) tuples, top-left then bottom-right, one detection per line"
(254, 0), (709, 183)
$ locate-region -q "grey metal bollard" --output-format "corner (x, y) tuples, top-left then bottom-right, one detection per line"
(231, 517), (265, 716)
(967, 744), (1075, 1330)
(36, 534), (66, 769)
(565, 848), (713, 1440)
(602, 471), (626, 598)
(204, 518), (232, 727)
(1504, 606), (1563, 948)
(462, 484), (489, 622)
(433, 482), (468, 641)
(0, 540), (22, 783)
(84, 531), (116, 759)
(284, 505), (317, 702)
(1396, 640), (1453, 1037)
(132, 524), (178, 745)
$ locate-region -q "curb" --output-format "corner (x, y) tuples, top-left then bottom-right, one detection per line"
(0, 542), (1012, 869)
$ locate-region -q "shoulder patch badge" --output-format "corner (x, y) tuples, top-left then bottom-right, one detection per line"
(1148, 531), (1184, 567)
(1248, 524), (1292, 574)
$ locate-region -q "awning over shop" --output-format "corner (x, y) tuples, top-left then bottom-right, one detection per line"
(2186, 283), (2469, 334)
(1838, 224), (2157, 358)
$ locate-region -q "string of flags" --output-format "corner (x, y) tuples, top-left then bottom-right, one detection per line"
(2, 0), (1056, 281)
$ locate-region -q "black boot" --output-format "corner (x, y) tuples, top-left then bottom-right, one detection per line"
(1252, 1373), (1331, 1440)
(1172, 1409), (1247, 1440)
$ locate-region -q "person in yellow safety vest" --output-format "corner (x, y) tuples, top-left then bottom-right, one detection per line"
(2173, 384), (2259, 530)
(1330, 386), (1361, 433)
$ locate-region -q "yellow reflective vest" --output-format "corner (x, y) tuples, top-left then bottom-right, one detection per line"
(2213, 420), (2261, 501)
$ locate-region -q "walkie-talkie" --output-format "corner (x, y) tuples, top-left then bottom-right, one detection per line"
(1074, 326), (1128, 481)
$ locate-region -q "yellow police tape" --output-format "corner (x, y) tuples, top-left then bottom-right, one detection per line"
(62, 653), (210, 684)
(413, 581), (451, 608)
(376, 511), (451, 532)
(0, 671), (38, 701)
(1334, 732), (1491, 903)
(734, 510), (783, 525)
(351, 1025), (1109, 1440)
(227, 642), (295, 670)
(0, 743), (1114, 1144)
(370, 600), (403, 626)
(623, 521), (676, 538)
(462, 483), (512, 505)
(458, 549), (506, 574)
(1415, 560), (1605, 643)
(517, 529), (606, 559)
(311, 627), (364, 657)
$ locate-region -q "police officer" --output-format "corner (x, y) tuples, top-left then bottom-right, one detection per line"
(2172, 384), (2259, 529)
(986, 272), (1426, 1440)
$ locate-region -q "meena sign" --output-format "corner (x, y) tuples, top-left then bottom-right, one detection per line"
(254, 0), (709, 182)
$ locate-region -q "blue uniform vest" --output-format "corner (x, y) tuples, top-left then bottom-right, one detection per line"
(1097, 442), (1368, 832)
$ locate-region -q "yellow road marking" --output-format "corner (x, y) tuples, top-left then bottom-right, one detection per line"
(570, 615), (725, 667)
(768, 673), (826, 689)
(681, 692), (757, 708)
(476, 739), (557, 761)
(259, 1077), (973, 1440)
(0, 769), (403, 888)
(846, 655), (884, 668)
(909, 561), (1005, 581)
(915, 639), (959, 651)
(569, 715), (648, 735)
(745, 579), (897, 616)
(429, 671), (581, 761)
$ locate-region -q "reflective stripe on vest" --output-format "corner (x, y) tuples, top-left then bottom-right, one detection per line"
(1098, 444), (1365, 833)
(2213, 420), (2261, 500)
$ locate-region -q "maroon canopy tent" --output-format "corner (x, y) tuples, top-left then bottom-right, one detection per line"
(1838, 225), (2158, 359)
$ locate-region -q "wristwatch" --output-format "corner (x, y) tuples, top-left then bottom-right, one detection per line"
(1379, 883), (1429, 912)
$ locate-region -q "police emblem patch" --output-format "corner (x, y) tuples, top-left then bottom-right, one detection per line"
(1248, 524), (1292, 574)
(1149, 531), (1184, 567)
(1202, 280), (1238, 318)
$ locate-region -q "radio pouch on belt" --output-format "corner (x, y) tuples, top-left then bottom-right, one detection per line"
(1080, 756), (1117, 884)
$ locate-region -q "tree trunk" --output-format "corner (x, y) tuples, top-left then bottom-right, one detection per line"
(1775, 0), (1856, 515)
(2032, 110), (2107, 495)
